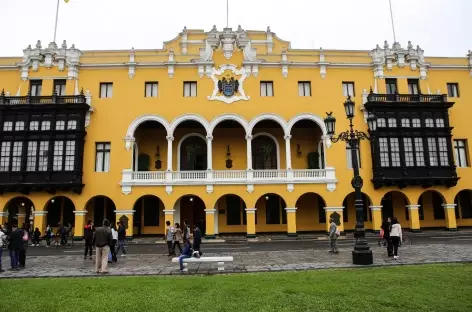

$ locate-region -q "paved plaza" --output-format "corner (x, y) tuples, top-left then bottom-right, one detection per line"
(1, 243), (471, 278)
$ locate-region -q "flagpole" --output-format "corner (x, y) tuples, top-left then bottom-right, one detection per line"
(388, 0), (397, 43)
(226, 0), (229, 28)
(53, 0), (60, 43)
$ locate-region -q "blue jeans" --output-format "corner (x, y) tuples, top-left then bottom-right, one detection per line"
(9, 249), (19, 269)
(179, 255), (190, 270)
(116, 240), (126, 255)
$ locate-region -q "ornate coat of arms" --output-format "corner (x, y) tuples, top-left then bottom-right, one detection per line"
(218, 77), (239, 97)
(207, 64), (250, 104)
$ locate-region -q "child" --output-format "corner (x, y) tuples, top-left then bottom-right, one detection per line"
(33, 227), (41, 246)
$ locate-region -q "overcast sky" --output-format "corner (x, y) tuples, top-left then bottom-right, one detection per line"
(1, 0), (470, 57)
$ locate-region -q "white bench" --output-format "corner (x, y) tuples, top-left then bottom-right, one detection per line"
(171, 256), (234, 272)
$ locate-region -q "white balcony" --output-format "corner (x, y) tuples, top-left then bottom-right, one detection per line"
(121, 168), (337, 194)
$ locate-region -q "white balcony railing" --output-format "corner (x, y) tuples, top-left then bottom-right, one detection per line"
(122, 168), (336, 186)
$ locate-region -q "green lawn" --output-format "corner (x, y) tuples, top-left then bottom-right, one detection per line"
(1, 264), (471, 312)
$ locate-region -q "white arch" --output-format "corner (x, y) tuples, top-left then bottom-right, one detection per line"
(125, 114), (171, 138)
(248, 113), (288, 136)
(177, 133), (207, 171)
(170, 114), (210, 137)
(287, 113), (327, 136)
(252, 132), (281, 169)
(209, 113), (249, 136)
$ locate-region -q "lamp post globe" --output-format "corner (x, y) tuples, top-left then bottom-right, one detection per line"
(343, 96), (355, 119)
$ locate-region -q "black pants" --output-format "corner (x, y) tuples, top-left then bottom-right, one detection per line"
(84, 239), (93, 257)
(386, 237), (393, 256)
(391, 236), (400, 256)
(19, 249), (26, 267)
(110, 239), (117, 261)
(173, 241), (182, 254)
(193, 243), (202, 256)
(167, 241), (174, 255)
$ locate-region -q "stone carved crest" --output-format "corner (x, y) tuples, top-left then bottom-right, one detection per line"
(207, 64), (250, 104)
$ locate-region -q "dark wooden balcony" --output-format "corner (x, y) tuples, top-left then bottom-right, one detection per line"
(0, 91), (86, 105)
(367, 93), (448, 103)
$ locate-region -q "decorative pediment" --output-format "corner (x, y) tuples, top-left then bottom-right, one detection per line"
(17, 40), (82, 81)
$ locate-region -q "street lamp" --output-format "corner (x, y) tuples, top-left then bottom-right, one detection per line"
(324, 96), (377, 265)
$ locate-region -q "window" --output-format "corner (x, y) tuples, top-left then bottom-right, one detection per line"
(388, 118), (397, 128)
(38, 141), (49, 171)
(428, 138), (438, 166)
(436, 118), (445, 128)
(67, 120), (77, 130)
(145, 82), (158, 98)
(56, 120), (65, 130)
(401, 118), (410, 127)
(183, 82), (197, 97)
(15, 121), (25, 131)
(53, 141), (64, 171)
(41, 121), (51, 131)
(26, 141), (37, 171)
(3, 121), (12, 131)
(385, 78), (397, 94)
(342, 82), (355, 97)
(454, 140), (469, 168)
(53, 79), (66, 96)
(29, 121), (39, 131)
(96, 143), (111, 172)
(390, 138), (401, 167)
(260, 81), (274, 97)
(414, 138), (425, 166)
(11, 142), (23, 172)
(64, 141), (75, 171)
(379, 138), (390, 167)
(447, 83), (459, 98)
(377, 118), (386, 128)
(412, 118), (421, 128)
(99, 83), (113, 98)
(346, 145), (361, 169)
(425, 118), (434, 127)
(408, 79), (420, 95)
(0, 142), (11, 172)
(298, 82), (311, 96)
(29, 80), (42, 96)
(403, 138), (414, 167)
(438, 137), (449, 166)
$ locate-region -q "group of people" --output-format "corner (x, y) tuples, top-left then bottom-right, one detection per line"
(381, 217), (403, 260)
(165, 220), (203, 272)
(0, 223), (29, 272)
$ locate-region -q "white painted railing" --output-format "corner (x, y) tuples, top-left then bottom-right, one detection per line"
(122, 168), (337, 186)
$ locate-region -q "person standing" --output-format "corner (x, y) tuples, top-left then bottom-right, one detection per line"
(18, 224), (28, 268)
(193, 223), (202, 257)
(8, 224), (22, 270)
(390, 217), (403, 260)
(116, 222), (127, 257)
(172, 223), (183, 255)
(92, 219), (112, 274)
(45, 225), (52, 247)
(183, 220), (190, 242)
(32, 228), (41, 247)
(110, 225), (118, 262)
(165, 221), (175, 256)
(381, 217), (393, 257)
(84, 220), (94, 260)
(0, 225), (6, 272)
(328, 218), (339, 253)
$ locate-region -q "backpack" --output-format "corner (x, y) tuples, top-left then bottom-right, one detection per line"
(22, 231), (29, 241)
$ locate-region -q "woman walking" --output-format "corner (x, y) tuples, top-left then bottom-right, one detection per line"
(389, 217), (402, 260)
(172, 223), (183, 255)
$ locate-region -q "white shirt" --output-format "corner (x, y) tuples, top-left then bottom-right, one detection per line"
(112, 228), (118, 240)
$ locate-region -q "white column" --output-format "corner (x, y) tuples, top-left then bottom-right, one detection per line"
(284, 135), (292, 169)
(206, 135), (213, 170)
(246, 135), (253, 170)
(166, 135), (174, 171)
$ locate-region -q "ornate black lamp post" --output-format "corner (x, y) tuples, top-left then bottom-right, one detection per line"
(324, 96), (377, 265)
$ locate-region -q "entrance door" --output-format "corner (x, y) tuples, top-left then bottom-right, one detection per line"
(252, 136), (277, 169)
(180, 136), (207, 171)
(381, 194), (394, 219)
(179, 197), (206, 235)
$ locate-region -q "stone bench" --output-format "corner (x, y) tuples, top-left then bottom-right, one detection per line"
(171, 256), (234, 272)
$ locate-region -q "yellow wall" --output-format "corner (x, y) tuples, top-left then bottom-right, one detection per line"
(1, 28), (471, 235)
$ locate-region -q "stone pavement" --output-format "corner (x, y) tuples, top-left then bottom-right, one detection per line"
(1, 243), (471, 278)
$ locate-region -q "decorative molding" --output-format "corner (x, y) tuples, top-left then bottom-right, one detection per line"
(32, 211), (47, 216)
(406, 205), (420, 210)
(468, 50), (472, 77)
(16, 213), (26, 217)
(318, 48), (329, 79)
(0, 212), (9, 217)
(287, 183), (294, 193)
(163, 209), (175, 215)
(324, 207), (344, 212)
(165, 185), (173, 194)
(180, 27), (188, 55)
(73, 210), (88, 216)
(206, 184), (214, 194)
(84, 90), (94, 128)
(369, 206), (382, 211)
(124, 136), (136, 151)
(204, 209), (216, 214)
(17, 40), (82, 81)
(126, 114), (171, 140)
(284, 207), (297, 213)
(246, 184), (254, 193)
(207, 64), (250, 104)
(114, 210), (136, 215)
(266, 26), (273, 53)
(170, 113), (210, 136)
(127, 48), (136, 79)
(281, 48), (288, 78)
(245, 208), (257, 214)
(167, 49), (175, 78)
(209, 113), (249, 136)
(442, 204), (457, 209)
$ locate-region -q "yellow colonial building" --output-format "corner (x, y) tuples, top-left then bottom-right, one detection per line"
(0, 26), (471, 239)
